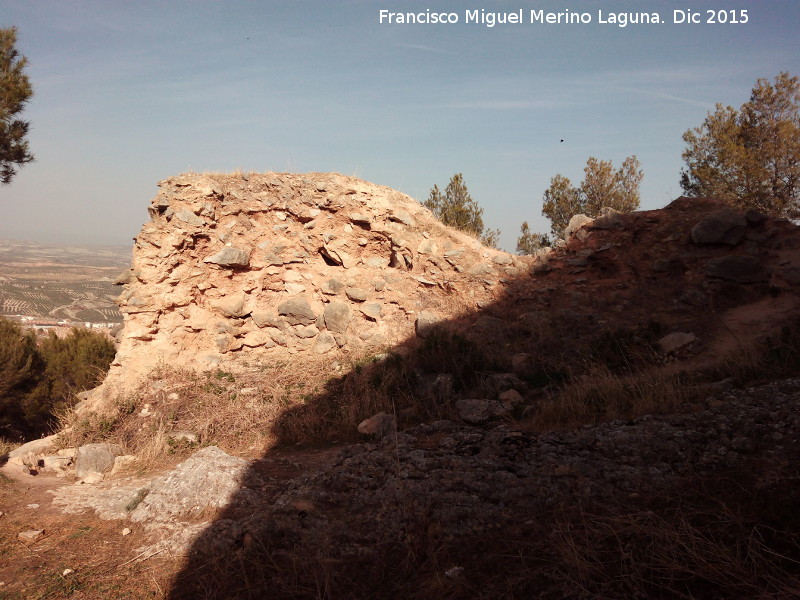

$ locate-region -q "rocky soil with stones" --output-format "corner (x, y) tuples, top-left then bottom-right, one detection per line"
(4, 375), (798, 598)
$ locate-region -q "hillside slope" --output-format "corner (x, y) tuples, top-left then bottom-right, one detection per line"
(3, 174), (800, 598)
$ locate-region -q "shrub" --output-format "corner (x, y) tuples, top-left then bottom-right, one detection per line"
(0, 317), (116, 437)
(0, 317), (41, 437)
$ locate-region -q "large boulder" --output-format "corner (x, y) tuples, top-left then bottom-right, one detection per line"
(128, 446), (260, 523)
(75, 443), (125, 479)
(203, 247), (250, 267)
(278, 297), (317, 325)
(7, 434), (58, 459)
(565, 214), (594, 240)
(357, 412), (396, 439)
(691, 209), (747, 245)
(706, 255), (767, 283)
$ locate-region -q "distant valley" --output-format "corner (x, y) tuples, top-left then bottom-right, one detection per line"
(0, 238), (130, 325)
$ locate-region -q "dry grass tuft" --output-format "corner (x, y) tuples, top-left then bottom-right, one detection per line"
(544, 490), (800, 599)
(710, 320), (800, 385)
(533, 363), (697, 430)
(56, 351), (424, 463)
(0, 436), (15, 458)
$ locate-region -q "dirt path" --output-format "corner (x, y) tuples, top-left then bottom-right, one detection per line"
(0, 443), (343, 599)
(0, 462), (171, 599)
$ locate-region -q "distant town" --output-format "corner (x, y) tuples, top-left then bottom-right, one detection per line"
(6, 314), (120, 338)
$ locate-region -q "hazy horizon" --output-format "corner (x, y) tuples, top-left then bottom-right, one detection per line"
(1, 1), (798, 250)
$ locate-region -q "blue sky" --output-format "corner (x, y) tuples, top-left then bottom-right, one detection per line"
(1, 1), (798, 249)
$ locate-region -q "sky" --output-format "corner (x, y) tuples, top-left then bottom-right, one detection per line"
(0, 0), (798, 250)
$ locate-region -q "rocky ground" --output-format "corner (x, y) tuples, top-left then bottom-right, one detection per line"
(2, 376), (799, 598)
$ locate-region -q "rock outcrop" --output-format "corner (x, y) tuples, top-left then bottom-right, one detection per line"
(80, 173), (800, 422)
(91, 172), (529, 407)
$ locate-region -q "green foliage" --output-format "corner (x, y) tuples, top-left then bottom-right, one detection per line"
(0, 318), (40, 434)
(36, 328), (116, 408)
(424, 173), (501, 248)
(541, 174), (583, 241)
(681, 72), (800, 217)
(541, 156), (643, 240)
(481, 227), (501, 249)
(516, 221), (551, 255)
(583, 156), (642, 215)
(0, 27), (34, 185)
(0, 317), (115, 437)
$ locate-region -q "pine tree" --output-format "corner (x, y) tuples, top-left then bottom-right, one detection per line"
(515, 221), (550, 255)
(541, 156), (642, 240)
(0, 317), (116, 437)
(681, 72), (800, 217)
(0, 317), (40, 436)
(540, 174), (583, 240)
(37, 328), (116, 409)
(424, 173), (501, 248)
(0, 27), (34, 185)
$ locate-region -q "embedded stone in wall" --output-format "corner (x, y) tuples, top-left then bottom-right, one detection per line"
(417, 239), (438, 255)
(204, 247), (250, 267)
(266, 327), (288, 346)
(322, 278), (345, 295)
(360, 302), (382, 320)
(315, 332), (337, 353)
(175, 208), (206, 227)
(212, 294), (248, 318)
(278, 297), (317, 325)
(346, 287), (368, 302)
(294, 325), (320, 339)
(251, 311), (283, 329)
(241, 330), (276, 348)
(324, 302), (352, 334)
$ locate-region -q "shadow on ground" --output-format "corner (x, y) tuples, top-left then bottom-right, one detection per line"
(163, 201), (800, 598)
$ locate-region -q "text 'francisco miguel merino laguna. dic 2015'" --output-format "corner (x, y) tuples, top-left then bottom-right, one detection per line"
(378, 8), (750, 27)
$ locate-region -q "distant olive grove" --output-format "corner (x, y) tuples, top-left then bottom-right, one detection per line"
(0, 318), (116, 440)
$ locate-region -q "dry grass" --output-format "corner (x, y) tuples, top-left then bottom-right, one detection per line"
(710, 322), (800, 385)
(543, 484), (800, 599)
(56, 351), (419, 464)
(533, 363), (697, 430)
(0, 436), (15, 458)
